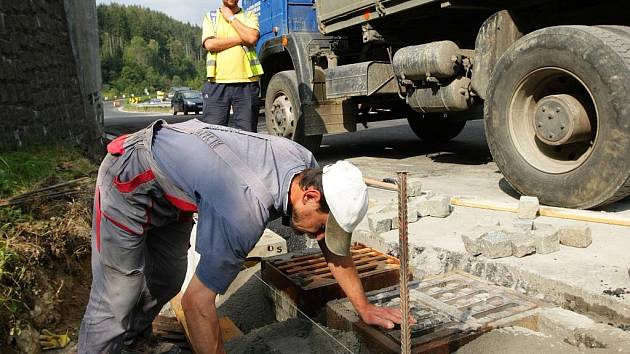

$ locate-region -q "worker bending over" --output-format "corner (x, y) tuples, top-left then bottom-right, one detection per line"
(78, 119), (405, 353)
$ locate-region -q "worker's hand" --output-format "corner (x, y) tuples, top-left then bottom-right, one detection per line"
(220, 6), (235, 21)
(39, 329), (70, 350)
(357, 303), (416, 329)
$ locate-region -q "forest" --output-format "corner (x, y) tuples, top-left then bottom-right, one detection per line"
(97, 3), (206, 98)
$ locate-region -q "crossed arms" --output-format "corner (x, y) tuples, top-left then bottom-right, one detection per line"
(202, 7), (259, 52)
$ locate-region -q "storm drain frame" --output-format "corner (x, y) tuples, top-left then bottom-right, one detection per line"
(261, 245), (405, 316)
(327, 272), (540, 353)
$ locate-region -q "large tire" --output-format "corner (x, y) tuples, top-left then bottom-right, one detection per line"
(485, 26), (630, 208)
(407, 113), (467, 143)
(265, 70), (322, 152)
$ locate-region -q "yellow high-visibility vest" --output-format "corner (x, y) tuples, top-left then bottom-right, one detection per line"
(205, 9), (263, 79)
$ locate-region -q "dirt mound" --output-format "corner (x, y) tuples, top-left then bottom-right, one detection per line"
(1, 177), (95, 349)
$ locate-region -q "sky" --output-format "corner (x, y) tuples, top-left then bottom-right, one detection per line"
(96, 0), (223, 26)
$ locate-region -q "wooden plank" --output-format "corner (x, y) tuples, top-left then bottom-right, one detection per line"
(363, 177), (398, 192)
(169, 292), (244, 351)
(450, 197), (517, 213)
(153, 315), (185, 335)
(539, 205), (630, 227)
(169, 293), (192, 347)
(219, 316), (244, 342)
(450, 197), (630, 227)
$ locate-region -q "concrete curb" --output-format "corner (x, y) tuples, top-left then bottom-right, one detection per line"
(353, 221), (630, 328)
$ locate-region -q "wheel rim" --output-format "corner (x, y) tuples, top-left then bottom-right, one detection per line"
(268, 91), (297, 139)
(508, 67), (598, 174)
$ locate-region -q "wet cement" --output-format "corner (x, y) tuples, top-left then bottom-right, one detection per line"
(456, 327), (619, 354)
(224, 318), (360, 354)
(216, 271), (276, 333)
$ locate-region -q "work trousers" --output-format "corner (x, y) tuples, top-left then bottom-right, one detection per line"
(78, 139), (193, 353)
(201, 81), (260, 132)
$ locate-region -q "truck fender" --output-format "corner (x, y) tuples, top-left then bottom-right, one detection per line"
(260, 32), (337, 104)
(471, 10), (523, 100)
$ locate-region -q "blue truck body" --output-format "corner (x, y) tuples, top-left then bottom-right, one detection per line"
(242, 0), (318, 55)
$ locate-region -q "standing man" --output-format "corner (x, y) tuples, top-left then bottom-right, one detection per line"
(201, 0), (263, 132)
(78, 119), (406, 353)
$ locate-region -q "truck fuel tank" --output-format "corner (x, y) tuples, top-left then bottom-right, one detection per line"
(407, 77), (473, 113)
(393, 41), (461, 80)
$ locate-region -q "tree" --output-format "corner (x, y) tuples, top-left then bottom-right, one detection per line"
(98, 4), (204, 95)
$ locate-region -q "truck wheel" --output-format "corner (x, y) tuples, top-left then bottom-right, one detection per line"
(407, 113), (467, 143)
(265, 70), (322, 152)
(485, 26), (630, 208)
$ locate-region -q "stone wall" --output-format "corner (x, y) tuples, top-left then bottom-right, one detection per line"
(0, 0), (103, 156)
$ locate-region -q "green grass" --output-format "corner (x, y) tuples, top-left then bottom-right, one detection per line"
(0, 242), (20, 314)
(0, 145), (97, 336)
(0, 145), (95, 199)
(122, 103), (172, 113)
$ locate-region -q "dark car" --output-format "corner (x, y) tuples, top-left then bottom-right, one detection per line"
(171, 90), (203, 115)
(167, 86), (191, 100)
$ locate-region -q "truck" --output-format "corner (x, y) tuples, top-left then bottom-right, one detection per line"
(241, 0), (630, 209)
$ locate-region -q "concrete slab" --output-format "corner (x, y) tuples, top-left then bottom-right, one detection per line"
(353, 191), (630, 328)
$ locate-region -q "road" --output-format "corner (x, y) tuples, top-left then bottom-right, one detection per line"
(103, 102), (196, 139)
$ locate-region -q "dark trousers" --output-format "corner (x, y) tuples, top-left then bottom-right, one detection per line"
(201, 81), (260, 132)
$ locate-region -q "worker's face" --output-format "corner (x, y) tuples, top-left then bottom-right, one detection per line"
(223, 0), (239, 8)
(290, 188), (328, 241)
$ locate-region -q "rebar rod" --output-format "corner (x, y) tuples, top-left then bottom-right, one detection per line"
(397, 171), (411, 354)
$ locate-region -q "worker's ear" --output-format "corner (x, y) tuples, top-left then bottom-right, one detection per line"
(302, 187), (322, 206)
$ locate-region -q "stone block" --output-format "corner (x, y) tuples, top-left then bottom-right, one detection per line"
(392, 211), (418, 229)
(558, 224), (592, 248)
(351, 228), (372, 245)
(369, 204), (396, 216)
(407, 177), (423, 197)
(480, 231), (513, 259)
(417, 195), (451, 218)
(368, 212), (394, 234)
(517, 196), (540, 219)
(509, 232), (536, 258)
(407, 196), (424, 218)
(532, 224), (560, 254)
(460, 225), (489, 256)
(511, 219), (534, 232)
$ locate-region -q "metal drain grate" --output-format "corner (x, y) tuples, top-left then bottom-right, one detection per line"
(327, 272), (540, 353)
(262, 245), (404, 316)
(415, 273), (537, 326)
